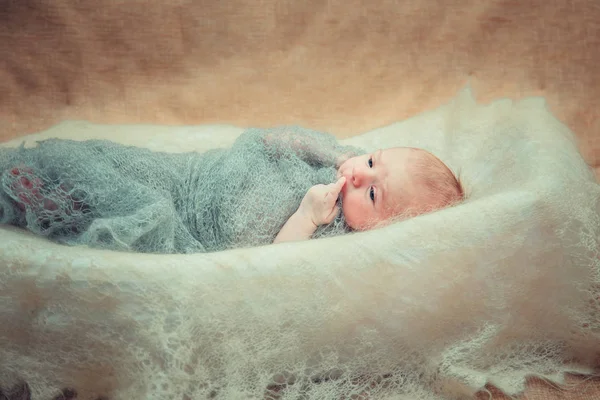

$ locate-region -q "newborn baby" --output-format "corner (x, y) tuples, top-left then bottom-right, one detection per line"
(275, 146), (463, 243)
(0, 126), (462, 254)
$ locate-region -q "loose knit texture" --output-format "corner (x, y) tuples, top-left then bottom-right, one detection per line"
(0, 126), (361, 254)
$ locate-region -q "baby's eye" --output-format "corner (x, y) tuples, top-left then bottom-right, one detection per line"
(368, 157), (373, 168)
(369, 187), (375, 202)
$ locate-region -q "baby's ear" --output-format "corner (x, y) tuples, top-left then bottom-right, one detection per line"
(455, 170), (466, 200)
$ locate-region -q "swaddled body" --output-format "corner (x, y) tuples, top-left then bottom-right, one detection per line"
(0, 126), (360, 254)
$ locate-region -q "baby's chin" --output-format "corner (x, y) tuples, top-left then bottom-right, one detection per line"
(341, 204), (382, 231)
(340, 202), (360, 231)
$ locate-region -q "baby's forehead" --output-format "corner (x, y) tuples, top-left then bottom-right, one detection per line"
(377, 148), (416, 208)
(382, 146), (451, 200)
(390, 147), (446, 169)
(381, 147), (432, 173)
(383, 146), (428, 161)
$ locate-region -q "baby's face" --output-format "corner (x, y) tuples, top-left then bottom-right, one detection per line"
(337, 147), (424, 230)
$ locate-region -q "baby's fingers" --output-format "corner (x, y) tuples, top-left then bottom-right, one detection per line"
(331, 176), (346, 194)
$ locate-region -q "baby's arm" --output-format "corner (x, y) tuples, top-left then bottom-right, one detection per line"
(273, 211), (318, 244)
(274, 177), (346, 244)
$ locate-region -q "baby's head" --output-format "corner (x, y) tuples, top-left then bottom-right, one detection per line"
(337, 147), (463, 230)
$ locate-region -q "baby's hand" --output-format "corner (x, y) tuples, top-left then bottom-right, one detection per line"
(298, 177), (346, 227)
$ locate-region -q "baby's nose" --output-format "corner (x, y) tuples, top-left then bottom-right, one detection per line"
(352, 167), (370, 187)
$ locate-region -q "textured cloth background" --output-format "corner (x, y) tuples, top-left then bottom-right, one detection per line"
(1, 1), (599, 398)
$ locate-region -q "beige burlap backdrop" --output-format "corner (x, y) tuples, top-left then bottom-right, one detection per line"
(1, 1), (599, 399)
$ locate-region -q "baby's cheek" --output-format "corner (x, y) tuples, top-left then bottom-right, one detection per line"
(342, 196), (365, 230)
